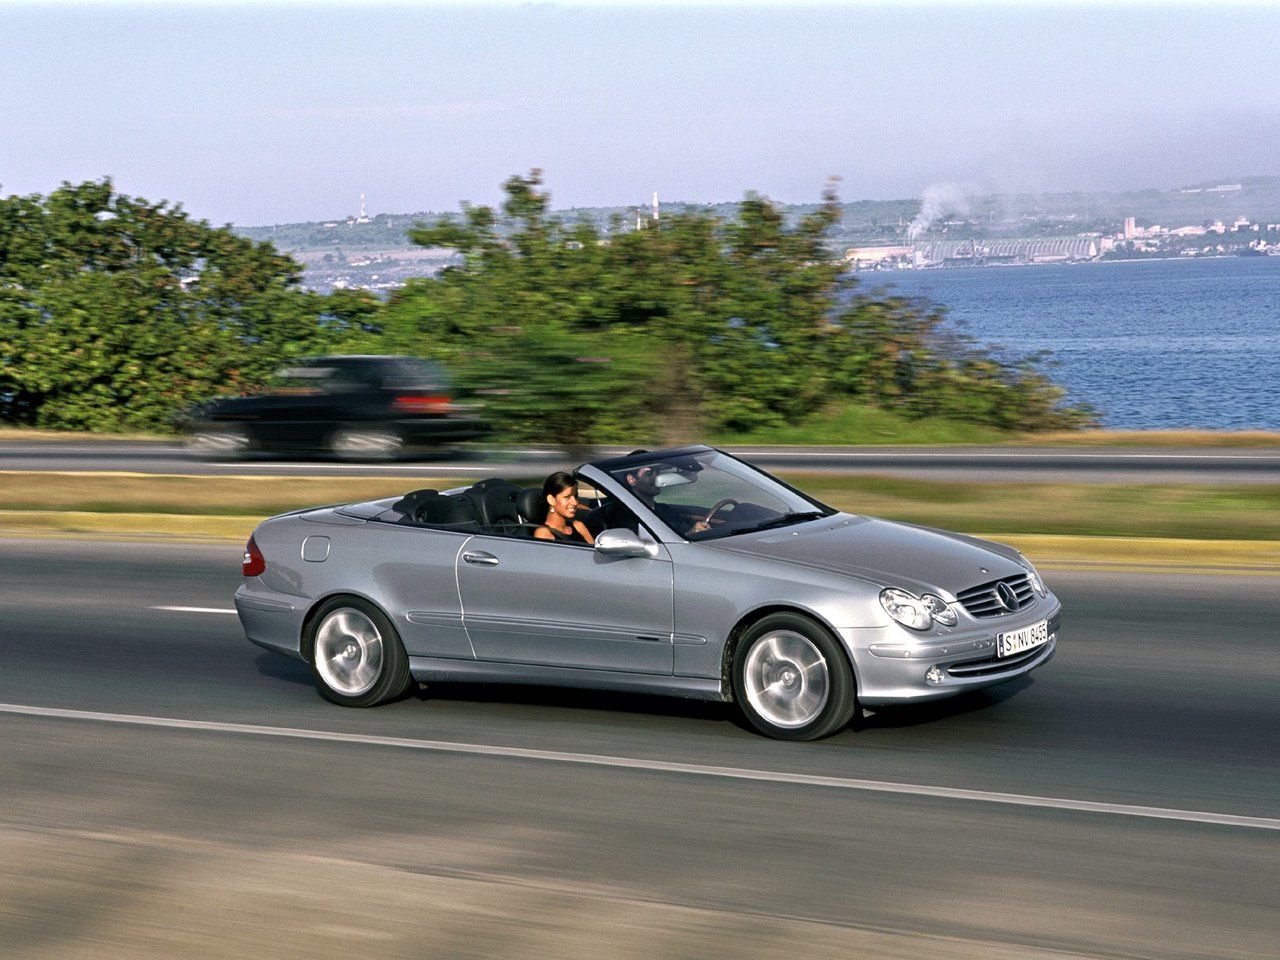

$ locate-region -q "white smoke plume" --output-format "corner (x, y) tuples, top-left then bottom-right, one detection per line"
(907, 183), (972, 240)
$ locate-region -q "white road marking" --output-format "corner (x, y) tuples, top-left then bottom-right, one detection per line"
(2, 702), (1276, 832)
(151, 606), (238, 614)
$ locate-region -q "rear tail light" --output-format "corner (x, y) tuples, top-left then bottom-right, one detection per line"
(393, 394), (452, 414)
(242, 535), (266, 577)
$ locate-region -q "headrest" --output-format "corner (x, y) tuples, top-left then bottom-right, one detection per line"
(394, 488), (476, 526)
(517, 487), (545, 524)
(468, 477), (520, 526)
(391, 488), (440, 520)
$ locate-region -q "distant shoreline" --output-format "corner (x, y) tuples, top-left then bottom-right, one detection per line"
(860, 253), (1273, 276)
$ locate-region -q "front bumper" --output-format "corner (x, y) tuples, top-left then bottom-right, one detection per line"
(847, 601), (1061, 705)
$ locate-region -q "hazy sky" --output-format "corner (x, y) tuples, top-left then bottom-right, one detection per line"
(4, 1), (1279, 225)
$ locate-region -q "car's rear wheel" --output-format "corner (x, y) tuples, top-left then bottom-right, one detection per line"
(329, 425), (403, 461)
(733, 613), (856, 740)
(308, 596), (413, 707)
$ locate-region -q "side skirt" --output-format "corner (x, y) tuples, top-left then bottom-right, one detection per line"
(248, 635), (306, 661)
(407, 657), (729, 702)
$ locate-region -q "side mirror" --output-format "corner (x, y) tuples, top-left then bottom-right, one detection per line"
(594, 528), (659, 559)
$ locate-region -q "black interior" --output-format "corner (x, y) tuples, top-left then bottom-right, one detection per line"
(385, 478), (673, 546)
(516, 487), (544, 525)
(388, 488), (480, 530)
(387, 479), (610, 539)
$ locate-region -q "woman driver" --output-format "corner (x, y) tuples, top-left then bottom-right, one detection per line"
(533, 471), (596, 545)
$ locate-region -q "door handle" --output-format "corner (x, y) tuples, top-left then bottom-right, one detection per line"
(462, 551), (499, 566)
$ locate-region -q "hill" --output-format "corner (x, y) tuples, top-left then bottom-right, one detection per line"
(235, 175), (1280, 254)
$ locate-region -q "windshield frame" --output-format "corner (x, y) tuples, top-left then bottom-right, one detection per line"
(582, 446), (838, 544)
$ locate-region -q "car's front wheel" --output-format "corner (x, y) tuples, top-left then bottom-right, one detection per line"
(329, 425), (403, 461)
(307, 597), (414, 707)
(734, 613), (856, 740)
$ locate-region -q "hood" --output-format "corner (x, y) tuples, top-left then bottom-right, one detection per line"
(706, 514), (1027, 597)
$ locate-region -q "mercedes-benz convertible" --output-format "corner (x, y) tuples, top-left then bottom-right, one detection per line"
(236, 445), (1059, 740)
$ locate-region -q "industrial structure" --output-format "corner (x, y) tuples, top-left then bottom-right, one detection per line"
(845, 237), (1101, 269)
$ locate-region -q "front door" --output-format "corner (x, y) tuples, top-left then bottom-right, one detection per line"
(455, 534), (674, 674)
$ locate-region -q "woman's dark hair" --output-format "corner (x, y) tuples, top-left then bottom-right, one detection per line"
(542, 471), (577, 500)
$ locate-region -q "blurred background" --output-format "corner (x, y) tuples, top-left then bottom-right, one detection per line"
(2, 2), (1278, 959)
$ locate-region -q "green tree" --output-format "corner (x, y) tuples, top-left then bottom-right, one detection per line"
(0, 174), (1094, 441)
(0, 179), (338, 430)
(375, 172), (867, 442)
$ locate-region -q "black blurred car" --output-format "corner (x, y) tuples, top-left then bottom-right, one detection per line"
(184, 356), (488, 460)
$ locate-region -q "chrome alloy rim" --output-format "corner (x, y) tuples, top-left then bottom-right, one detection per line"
(186, 428), (247, 455)
(332, 428), (401, 458)
(314, 608), (384, 696)
(743, 630), (829, 729)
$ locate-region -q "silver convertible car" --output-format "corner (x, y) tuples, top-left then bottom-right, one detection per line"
(236, 446), (1059, 740)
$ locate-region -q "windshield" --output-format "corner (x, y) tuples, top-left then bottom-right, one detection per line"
(607, 449), (835, 540)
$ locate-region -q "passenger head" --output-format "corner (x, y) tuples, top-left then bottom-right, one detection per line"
(542, 471), (580, 523)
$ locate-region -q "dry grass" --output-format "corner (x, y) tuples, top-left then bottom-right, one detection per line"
(0, 509), (260, 541)
(0, 426), (169, 442)
(0, 471), (465, 516)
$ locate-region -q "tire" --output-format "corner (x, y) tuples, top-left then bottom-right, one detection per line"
(329, 425), (403, 462)
(307, 596), (414, 707)
(184, 424), (250, 459)
(733, 613), (856, 741)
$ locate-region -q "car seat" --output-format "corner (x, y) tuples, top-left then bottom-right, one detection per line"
(391, 488), (479, 529)
(467, 478), (525, 535)
(583, 498), (640, 537)
(516, 487), (545, 526)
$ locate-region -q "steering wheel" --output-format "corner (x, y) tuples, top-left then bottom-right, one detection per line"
(703, 498), (739, 525)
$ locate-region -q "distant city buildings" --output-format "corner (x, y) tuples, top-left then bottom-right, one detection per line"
(1180, 183), (1243, 194)
(845, 207), (1276, 271)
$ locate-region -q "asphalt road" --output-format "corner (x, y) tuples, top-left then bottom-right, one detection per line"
(0, 539), (1277, 958)
(3, 440), (1280, 483)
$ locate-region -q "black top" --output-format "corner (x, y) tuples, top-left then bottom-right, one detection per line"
(543, 523), (590, 544)
(589, 444), (713, 472)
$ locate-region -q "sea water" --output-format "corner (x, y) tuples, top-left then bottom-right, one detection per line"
(867, 256), (1280, 430)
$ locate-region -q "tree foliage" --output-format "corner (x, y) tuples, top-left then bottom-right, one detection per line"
(1, 175), (1094, 440)
(371, 171), (1094, 443)
(0, 179), (367, 430)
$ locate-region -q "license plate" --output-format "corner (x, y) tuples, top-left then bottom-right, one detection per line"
(997, 619), (1049, 657)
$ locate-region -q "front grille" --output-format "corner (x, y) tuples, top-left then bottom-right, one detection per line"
(947, 646), (1045, 676)
(955, 573), (1036, 618)
(945, 612), (1060, 678)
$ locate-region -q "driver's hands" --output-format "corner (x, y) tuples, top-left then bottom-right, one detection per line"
(690, 520), (711, 534)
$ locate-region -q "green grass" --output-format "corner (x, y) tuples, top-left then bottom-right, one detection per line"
(1, 469), (1277, 541)
(794, 473), (1280, 541)
(5, 402), (1279, 448)
(711, 400), (1013, 446)
(712, 399), (1280, 447)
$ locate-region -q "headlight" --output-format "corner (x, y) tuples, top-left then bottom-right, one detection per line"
(1027, 569), (1046, 597)
(880, 588), (957, 630)
(922, 593), (958, 626)
(1014, 552), (1047, 597)
(1018, 559), (1047, 597)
